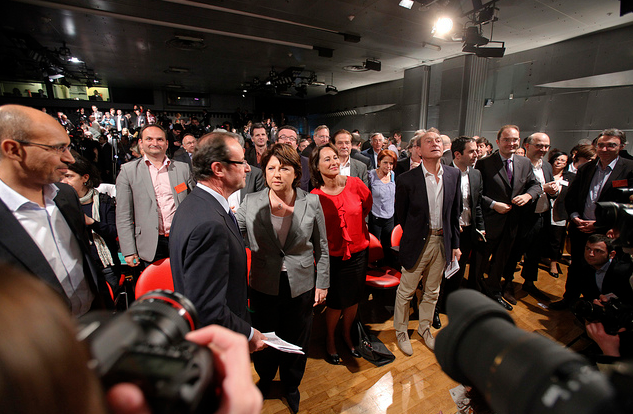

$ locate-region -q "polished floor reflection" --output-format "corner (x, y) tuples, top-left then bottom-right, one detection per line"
(254, 261), (585, 413)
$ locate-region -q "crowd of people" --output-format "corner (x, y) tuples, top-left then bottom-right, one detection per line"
(1, 102), (632, 414)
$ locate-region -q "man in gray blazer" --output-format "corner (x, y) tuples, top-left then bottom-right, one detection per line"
(332, 129), (369, 187)
(116, 124), (193, 268)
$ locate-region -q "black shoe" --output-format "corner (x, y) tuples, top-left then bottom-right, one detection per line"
(432, 308), (442, 329)
(350, 348), (361, 358)
(494, 294), (513, 311)
(326, 353), (341, 365)
(522, 282), (551, 302)
(502, 288), (517, 306)
(549, 299), (569, 311)
(285, 388), (300, 414)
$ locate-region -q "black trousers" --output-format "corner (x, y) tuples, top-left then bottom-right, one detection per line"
(563, 225), (591, 302)
(438, 224), (479, 309)
(518, 211), (549, 283)
(250, 272), (314, 391)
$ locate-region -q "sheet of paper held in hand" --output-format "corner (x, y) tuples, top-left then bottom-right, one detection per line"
(444, 258), (460, 279)
(263, 332), (305, 354)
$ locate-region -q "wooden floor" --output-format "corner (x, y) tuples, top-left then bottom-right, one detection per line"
(253, 260), (591, 414)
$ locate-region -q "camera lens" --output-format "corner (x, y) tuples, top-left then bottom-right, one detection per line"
(129, 290), (201, 345)
(436, 290), (615, 414)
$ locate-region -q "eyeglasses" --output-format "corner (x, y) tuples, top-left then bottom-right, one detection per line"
(278, 135), (297, 142)
(500, 138), (520, 143)
(223, 159), (248, 166)
(532, 144), (551, 150)
(15, 140), (70, 154)
(596, 142), (621, 150)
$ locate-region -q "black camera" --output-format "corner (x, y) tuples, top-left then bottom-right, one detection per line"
(78, 290), (217, 414)
(595, 200), (633, 247)
(572, 297), (633, 336)
(436, 290), (632, 414)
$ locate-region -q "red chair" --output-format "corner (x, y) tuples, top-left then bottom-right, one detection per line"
(390, 224), (403, 252)
(365, 233), (401, 289)
(135, 258), (174, 299)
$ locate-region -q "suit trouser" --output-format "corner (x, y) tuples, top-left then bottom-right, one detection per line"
(564, 225), (591, 302)
(250, 272), (313, 391)
(439, 225), (477, 308)
(394, 234), (445, 333)
(477, 222), (518, 296)
(517, 212), (549, 283)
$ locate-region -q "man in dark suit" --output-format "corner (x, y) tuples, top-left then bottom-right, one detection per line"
(507, 132), (560, 302)
(579, 234), (633, 303)
(551, 128), (633, 310)
(332, 129), (369, 187)
(114, 109), (128, 132)
(438, 137), (485, 310)
(394, 135), (423, 179)
(362, 133), (385, 170)
(351, 132), (371, 167)
(439, 134), (453, 165)
(169, 131), (266, 352)
(475, 125), (541, 310)
(0, 104), (108, 316)
(172, 133), (196, 169)
(394, 130), (462, 355)
(245, 123), (269, 168)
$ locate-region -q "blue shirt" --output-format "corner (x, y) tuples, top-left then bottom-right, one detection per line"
(368, 169), (395, 219)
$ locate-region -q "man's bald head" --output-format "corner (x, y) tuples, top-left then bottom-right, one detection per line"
(0, 105), (39, 150)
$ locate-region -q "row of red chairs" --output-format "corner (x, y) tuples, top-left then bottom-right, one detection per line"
(117, 225), (402, 306)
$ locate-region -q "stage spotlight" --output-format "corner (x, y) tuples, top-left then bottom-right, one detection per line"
(399, 0), (414, 9)
(432, 17), (454, 36)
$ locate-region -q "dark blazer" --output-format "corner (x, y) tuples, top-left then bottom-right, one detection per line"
(465, 166), (485, 231)
(476, 152), (541, 240)
(362, 147), (379, 170)
(240, 166), (265, 199)
(245, 145), (268, 168)
(351, 148), (371, 168)
(580, 255), (633, 303)
(0, 183), (104, 309)
(552, 170), (576, 222)
(169, 186), (251, 335)
(172, 150), (192, 168)
(565, 157), (633, 219)
(395, 157), (411, 178)
(440, 150), (453, 166)
(524, 160), (555, 215)
(236, 188), (329, 298)
(395, 164), (462, 269)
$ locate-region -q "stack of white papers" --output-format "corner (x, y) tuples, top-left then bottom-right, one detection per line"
(262, 332), (304, 354)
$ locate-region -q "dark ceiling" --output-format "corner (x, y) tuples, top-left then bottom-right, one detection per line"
(2, 0), (633, 98)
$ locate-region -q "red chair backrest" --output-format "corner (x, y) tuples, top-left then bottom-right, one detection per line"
(391, 224), (403, 248)
(368, 233), (385, 263)
(135, 258), (174, 299)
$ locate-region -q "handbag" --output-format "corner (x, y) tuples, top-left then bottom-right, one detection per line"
(354, 320), (396, 367)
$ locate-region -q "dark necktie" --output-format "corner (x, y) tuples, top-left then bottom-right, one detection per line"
(505, 158), (513, 182)
(228, 209), (239, 231)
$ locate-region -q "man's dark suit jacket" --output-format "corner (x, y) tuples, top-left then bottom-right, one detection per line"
(394, 157), (411, 178)
(172, 150), (192, 168)
(241, 166), (265, 199)
(521, 160), (555, 217)
(580, 255), (633, 304)
(476, 152), (541, 240)
(395, 164), (462, 270)
(464, 166), (485, 232)
(351, 148), (371, 168)
(362, 147), (379, 170)
(245, 145), (269, 168)
(565, 157), (633, 220)
(440, 150), (453, 166)
(169, 186), (251, 336)
(552, 170), (576, 222)
(0, 183), (104, 309)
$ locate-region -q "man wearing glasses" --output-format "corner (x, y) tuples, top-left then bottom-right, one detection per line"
(0, 104), (109, 315)
(169, 132), (266, 352)
(507, 133), (559, 302)
(116, 124), (193, 269)
(475, 125), (540, 310)
(551, 128), (633, 310)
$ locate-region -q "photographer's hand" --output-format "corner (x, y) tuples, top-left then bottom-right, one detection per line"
(106, 325), (263, 414)
(186, 325), (263, 414)
(586, 321), (621, 357)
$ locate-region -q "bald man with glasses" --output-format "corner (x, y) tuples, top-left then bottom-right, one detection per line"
(0, 104), (110, 315)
